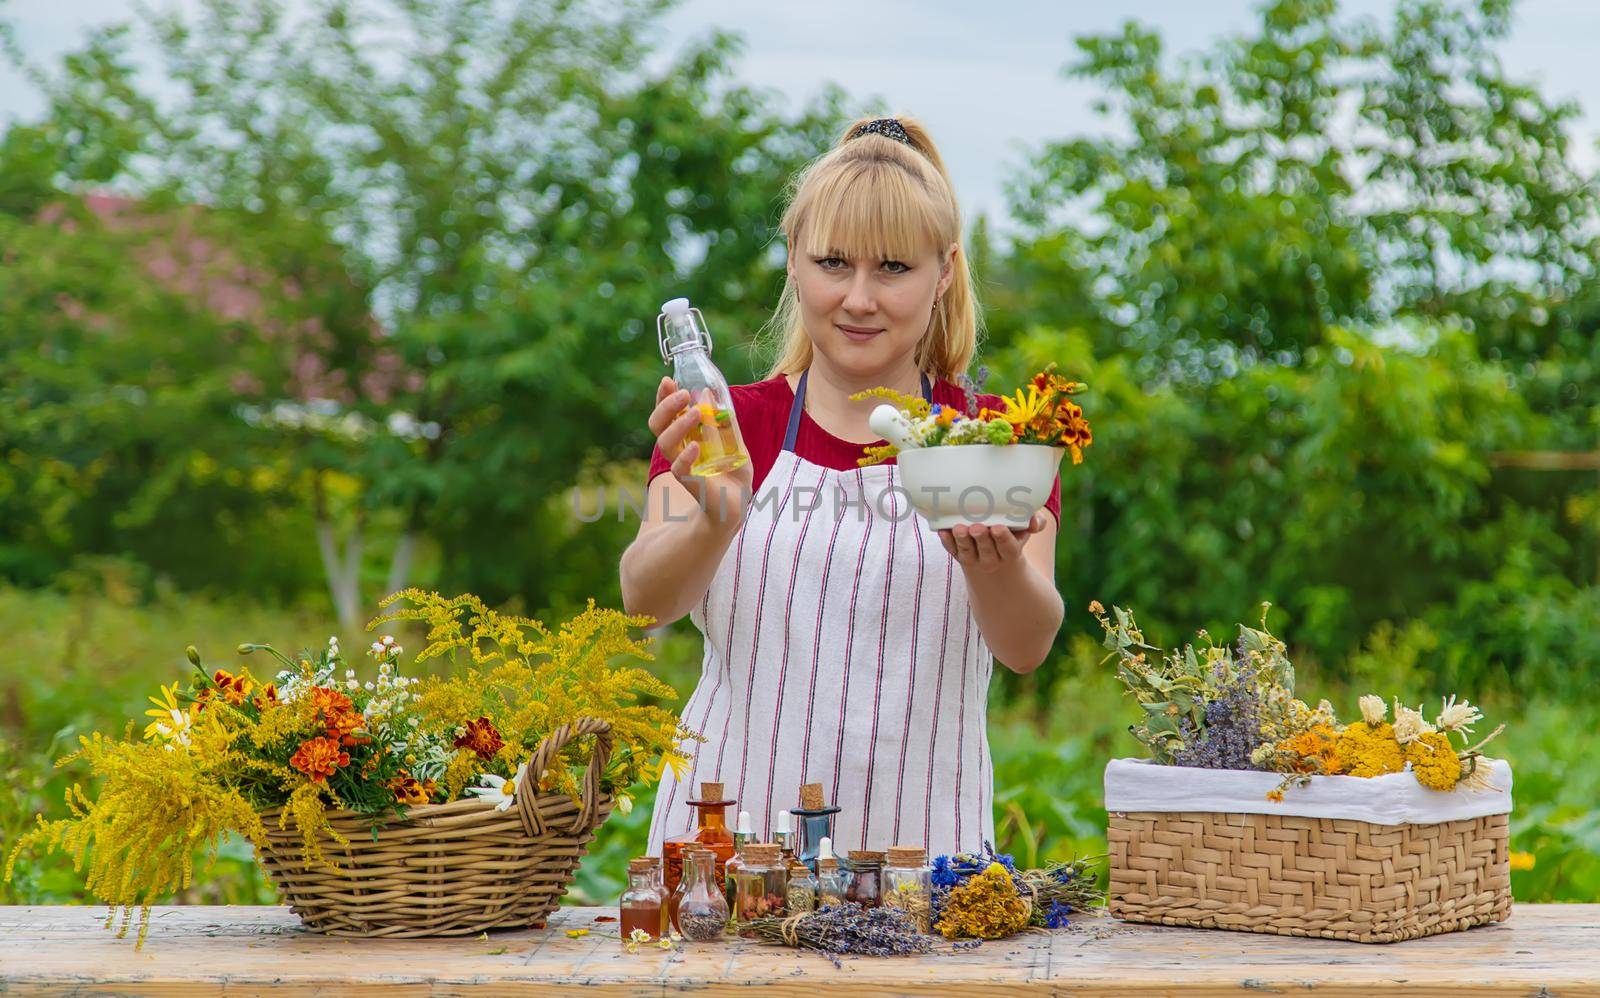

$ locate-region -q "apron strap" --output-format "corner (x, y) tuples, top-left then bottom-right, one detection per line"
(783, 369), (934, 453)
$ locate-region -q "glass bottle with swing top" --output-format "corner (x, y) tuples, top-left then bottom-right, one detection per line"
(658, 297), (749, 477)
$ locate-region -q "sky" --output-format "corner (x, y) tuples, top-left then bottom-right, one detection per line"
(3, 0), (1598, 228)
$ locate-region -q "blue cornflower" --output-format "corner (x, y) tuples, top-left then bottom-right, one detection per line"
(1044, 901), (1072, 929)
(930, 855), (961, 888)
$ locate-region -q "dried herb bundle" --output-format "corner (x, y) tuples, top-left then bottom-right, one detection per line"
(744, 903), (931, 960)
(1018, 858), (1104, 928)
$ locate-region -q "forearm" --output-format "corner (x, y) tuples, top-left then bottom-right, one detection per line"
(620, 493), (743, 627)
(963, 558), (1064, 674)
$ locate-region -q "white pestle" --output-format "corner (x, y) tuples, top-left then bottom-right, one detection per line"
(868, 404), (920, 451)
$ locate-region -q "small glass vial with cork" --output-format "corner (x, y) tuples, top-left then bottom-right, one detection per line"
(883, 846), (933, 933)
(815, 836), (847, 908)
(844, 850), (885, 908)
(657, 297), (748, 478)
(663, 781), (736, 900)
(790, 782), (840, 874)
(784, 855), (818, 914)
(674, 848), (729, 942)
(733, 843), (787, 935)
(620, 856), (667, 943)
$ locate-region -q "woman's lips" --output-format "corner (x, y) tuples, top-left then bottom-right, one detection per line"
(836, 323), (884, 342)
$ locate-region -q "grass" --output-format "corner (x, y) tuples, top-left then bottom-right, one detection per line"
(0, 586), (1592, 913)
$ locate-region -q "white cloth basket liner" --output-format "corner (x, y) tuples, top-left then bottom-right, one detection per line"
(1103, 757), (1513, 826)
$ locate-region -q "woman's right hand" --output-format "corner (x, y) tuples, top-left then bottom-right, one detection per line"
(649, 376), (754, 529)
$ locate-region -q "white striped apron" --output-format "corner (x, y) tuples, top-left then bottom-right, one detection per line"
(647, 370), (995, 857)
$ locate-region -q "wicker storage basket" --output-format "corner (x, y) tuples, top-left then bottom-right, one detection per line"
(1106, 759), (1512, 943)
(255, 718), (615, 937)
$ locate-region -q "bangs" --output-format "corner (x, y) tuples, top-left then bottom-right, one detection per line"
(793, 158), (949, 262)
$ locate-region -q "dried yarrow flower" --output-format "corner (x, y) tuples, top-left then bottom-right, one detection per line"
(937, 863), (1030, 940)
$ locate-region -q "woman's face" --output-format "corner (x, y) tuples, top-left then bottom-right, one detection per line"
(789, 236), (956, 379)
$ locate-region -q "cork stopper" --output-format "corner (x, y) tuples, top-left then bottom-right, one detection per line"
(886, 846), (926, 868)
(798, 782), (826, 810)
(743, 843), (782, 865)
(700, 781), (725, 801)
(628, 857), (659, 873)
(818, 855), (840, 871)
(847, 849), (885, 865)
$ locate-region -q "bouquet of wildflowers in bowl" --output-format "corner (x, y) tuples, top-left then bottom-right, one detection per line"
(5, 589), (693, 945)
(851, 366), (1094, 529)
(1093, 600), (1513, 943)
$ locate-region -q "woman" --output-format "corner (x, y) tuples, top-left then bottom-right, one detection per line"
(621, 115), (1064, 857)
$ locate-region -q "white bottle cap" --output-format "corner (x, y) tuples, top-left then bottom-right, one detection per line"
(736, 809), (753, 835)
(818, 836), (834, 861)
(776, 809), (791, 833)
(661, 297), (691, 317)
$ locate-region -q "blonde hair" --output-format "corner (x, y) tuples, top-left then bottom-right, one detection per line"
(760, 114), (981, 381)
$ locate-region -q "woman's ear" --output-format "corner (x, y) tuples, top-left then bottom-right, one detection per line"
(936, 241), (958, 298)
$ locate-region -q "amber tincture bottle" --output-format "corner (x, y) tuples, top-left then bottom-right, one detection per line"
(620, 857), (667, 943)
(663, 781), (737, 904)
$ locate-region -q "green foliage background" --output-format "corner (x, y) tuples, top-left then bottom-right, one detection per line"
(2, 0), (1598, 909)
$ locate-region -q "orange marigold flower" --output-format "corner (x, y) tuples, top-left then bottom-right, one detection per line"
(253, 683), (278, 709)
(212, 669), (254, 706)
(454, 715), (506, 761)
(1280, 724), (1342, 775)
(290, 736), (351, 782)
(386, 770), (437, 806)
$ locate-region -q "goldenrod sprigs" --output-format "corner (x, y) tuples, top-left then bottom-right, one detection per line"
(5, 591), (696, 948)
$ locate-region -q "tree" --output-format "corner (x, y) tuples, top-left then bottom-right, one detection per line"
(997, 0), (1599, 377)
(4, 0), (842, 617)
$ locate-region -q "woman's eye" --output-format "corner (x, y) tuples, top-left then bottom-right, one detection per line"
(816, 257), (847, 271)
(881, 260), (910, 274)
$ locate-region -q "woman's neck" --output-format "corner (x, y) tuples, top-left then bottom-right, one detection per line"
(788, 353), (925, 445)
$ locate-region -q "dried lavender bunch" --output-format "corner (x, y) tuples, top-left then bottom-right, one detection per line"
(745, 902), (932, 960)
(1171, 663), (1265, 770)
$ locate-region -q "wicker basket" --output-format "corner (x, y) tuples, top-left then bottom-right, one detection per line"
(255, 718), (615, 937)
(1108, 808), (1512, 943)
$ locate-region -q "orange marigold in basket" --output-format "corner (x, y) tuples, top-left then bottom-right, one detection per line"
(385, 771), (437, 805)
(212, 669), (254, 706)
(1278, 723), (1343, 775)
(290, 736), (351, 782)
(454, 715), (506, 761)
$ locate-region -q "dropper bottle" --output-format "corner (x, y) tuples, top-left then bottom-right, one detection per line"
(815, 836), (848, 908)
(722, 808), (755, 922)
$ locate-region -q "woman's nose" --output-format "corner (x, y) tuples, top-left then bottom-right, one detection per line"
(841, 272), (878, 316)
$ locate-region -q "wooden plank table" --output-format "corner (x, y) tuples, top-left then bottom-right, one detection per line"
(1, 904), (1597, 995)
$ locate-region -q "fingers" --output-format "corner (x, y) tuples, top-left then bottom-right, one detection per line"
(943, 523), (1022, 573)
(648, 386), (692, 438)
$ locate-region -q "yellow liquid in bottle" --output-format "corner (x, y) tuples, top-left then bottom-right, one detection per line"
(680, 403), (749, 477)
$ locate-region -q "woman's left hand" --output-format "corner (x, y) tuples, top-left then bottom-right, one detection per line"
(938, 511), (1049, 575)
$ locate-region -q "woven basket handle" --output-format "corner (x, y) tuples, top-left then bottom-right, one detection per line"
(516, 717), (614, 837)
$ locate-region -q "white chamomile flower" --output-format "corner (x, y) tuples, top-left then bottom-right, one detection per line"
(615, 794), (634, 816)
(1436, 695), (1482, 734)
(346, 678), (359, 691)
(1391, 700), (1436, 745)
(466, 762), (528, 811)
(1358, 695), (1387, 726)
(371, 641), (387, 656)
